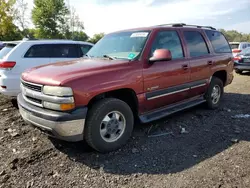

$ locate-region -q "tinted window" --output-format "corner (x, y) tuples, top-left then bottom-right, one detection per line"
(80, 45), (92, 56)
(151, 30), (184, 59)
(24, 44), (51, 58)
(230, 44), (239, 49)
(184, 31), (209, 57)
(205, 30), (231, 53)
(25, 44), (81, 58)
(50, 44), (80, 58)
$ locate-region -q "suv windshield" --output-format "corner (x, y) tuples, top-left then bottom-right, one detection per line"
(0, 44), (17, 59)
(86, 31), (150, 60)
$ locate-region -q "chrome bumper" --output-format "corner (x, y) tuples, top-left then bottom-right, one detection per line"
(18, 94), (87, 142)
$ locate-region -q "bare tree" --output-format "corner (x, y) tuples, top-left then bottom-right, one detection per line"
(15, 0), (29, 31)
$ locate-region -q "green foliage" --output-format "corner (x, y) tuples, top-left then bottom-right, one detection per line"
(0, 0), (22, 40)
(70, 31), (89, 41)
(32, 0), (70, 39)
(88, 33), (105, 44)
(219, 29), (250, 42)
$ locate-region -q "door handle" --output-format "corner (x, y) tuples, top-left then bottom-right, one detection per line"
(182, 64), (189, 70)
(208, 61), (213, 65)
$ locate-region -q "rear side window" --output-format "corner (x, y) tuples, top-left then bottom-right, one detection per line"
(0, 44), (16, 59)
(80, 45), (92, 56)
(151, 30), (184, 59)
(25, 44), (81, 58)
(50, 44), (80, 58)
(24, 44), (51, 58)
(205, 30), (231, 53)
(184, 31), (209, 57)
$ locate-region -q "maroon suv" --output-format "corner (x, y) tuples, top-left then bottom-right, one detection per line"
(18, 23), (234, 153)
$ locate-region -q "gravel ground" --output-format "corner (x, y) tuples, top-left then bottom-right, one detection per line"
(0, 72), (250, 188)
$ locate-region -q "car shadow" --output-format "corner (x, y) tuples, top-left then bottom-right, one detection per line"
(50, 92), (250, 175)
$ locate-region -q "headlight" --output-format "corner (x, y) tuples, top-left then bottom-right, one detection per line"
(43, 101), (75, 111)
(43, 86), (73, 96)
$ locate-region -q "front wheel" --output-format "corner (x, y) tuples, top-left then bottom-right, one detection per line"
(205, 77), (224, 109)
(85, 98), (134, 153)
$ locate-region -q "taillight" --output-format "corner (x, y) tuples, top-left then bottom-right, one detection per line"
(233, 56), (242, 61)
(232, 49), (241, 53)
(0, 61), (16, 69)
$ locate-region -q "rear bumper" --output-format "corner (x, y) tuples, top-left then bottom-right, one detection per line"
(17, 94), (87, 142)
(0, 73), (20, 97)
(234, 62), (250, 71)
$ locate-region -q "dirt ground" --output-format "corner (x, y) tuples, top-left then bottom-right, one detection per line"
(0, 72), (250, 188)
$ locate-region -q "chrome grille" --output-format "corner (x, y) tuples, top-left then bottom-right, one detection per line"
(21, 80), (43, 107)
(21, 80), (42, 92)
(26, 96), (42, 104)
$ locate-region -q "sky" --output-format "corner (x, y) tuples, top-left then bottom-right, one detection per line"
(26, 0), (250, 37)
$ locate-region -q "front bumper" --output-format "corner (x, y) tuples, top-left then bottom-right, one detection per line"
(17, 94), (87, 142)
(234, 62), (250, 71)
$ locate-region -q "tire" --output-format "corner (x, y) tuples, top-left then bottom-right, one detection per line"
(85, 98), (134, 153)
(205, 77), (224, 109)
(235, 69), (243, 74)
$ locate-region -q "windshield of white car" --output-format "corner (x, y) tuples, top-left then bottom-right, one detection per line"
(86, 31), (150, 60)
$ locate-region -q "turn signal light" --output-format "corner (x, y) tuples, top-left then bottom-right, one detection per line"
(60, 103), (75, 111)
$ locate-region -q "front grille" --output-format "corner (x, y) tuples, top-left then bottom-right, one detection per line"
(22, 81), (42, 92)
(26, 96), (42, 104)
(21, 80), (43, 107)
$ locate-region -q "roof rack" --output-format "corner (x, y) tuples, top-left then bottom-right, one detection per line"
(156, 23), (216, 30)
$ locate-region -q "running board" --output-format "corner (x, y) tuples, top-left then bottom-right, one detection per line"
(139, 96), (206, 123)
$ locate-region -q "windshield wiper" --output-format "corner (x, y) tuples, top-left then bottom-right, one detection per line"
(103, 54), (116, 60)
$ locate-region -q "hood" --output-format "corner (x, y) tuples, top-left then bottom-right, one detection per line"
(22, 58), (129, 86)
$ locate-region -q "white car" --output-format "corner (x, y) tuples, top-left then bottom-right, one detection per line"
(0, 39), (93, 97)
(229, 42), (250, 57)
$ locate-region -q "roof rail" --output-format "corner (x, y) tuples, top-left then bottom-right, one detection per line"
(156, 23), (216, 30)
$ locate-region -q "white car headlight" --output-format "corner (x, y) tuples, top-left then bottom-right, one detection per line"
(43, 86), (73, 96)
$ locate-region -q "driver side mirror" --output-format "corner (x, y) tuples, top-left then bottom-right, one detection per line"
(149, 49), (172, 63)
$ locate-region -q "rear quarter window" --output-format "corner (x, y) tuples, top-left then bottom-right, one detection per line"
(0, 44), (17, 59)
(205, 30), (231, 53)
(80, 45), (92, 56)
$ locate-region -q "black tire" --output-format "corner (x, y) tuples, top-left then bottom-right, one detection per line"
(85, 98), (134, 153)
(235, 69), (243, 74)
(205, 77), (224, 109)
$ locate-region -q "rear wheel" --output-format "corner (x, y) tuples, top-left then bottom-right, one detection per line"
(235, 69), (243, 74)
(85, 98), (134, 153)
(205, 77), (224, 109)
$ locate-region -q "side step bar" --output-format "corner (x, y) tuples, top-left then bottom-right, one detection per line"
(139, 96), (206, 123)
